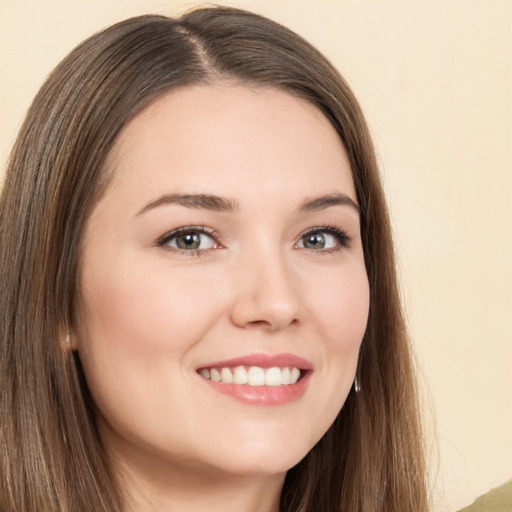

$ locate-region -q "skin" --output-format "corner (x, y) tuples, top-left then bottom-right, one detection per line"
(75, 84), (370, 512)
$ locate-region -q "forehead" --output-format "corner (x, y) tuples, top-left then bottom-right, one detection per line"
(103, 84), (356, 207)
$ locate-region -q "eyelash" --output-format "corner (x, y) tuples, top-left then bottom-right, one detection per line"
(156, 226), (221, 257)
(156, 225), (352, 256)
(299, 226), (352, 253)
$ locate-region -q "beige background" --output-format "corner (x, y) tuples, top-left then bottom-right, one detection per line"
(1, 1), (511, 510)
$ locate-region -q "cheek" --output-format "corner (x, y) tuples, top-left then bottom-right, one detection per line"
(303, 262), (369, 420)
(75, 258), (221, 419)
(79, 259), (219, 357)
(310, 263), (370, 352)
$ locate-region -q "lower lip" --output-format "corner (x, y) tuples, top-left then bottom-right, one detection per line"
(200, 372), (311, 405)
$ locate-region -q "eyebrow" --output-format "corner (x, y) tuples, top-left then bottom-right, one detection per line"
(137, 191), (359, 216)
(137, 193), (240, 216)
(299, 193), (360, 214)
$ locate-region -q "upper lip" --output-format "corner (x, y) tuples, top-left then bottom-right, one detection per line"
(198, 353), (313, 370)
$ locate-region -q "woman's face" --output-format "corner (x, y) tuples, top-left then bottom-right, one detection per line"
(76, 85), (369, 479)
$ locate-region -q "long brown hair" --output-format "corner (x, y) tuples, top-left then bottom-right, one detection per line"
(0, 7), (428, 511)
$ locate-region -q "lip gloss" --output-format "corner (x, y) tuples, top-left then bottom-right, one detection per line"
(200, 371), (311, 405)
(197, 353), (313, 405)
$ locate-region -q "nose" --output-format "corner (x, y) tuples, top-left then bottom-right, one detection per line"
(230, 249), (301, 331)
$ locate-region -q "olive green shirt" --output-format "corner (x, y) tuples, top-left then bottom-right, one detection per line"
(456, 481), (511, 512)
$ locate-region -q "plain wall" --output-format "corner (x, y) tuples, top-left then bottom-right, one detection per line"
(1, 1), (511, 510)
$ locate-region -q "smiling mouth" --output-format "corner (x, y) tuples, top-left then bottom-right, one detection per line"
(197, 366), (304, 387)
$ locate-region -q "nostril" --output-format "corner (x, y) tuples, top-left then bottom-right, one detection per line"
(244, 317), (299, 331)
(246, 319), (272, 329)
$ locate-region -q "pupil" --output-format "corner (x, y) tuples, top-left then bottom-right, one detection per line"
(305, 233), (325, 249)
(177, 233), (200, 250)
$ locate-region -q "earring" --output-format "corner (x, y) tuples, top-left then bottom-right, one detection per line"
(65, 330), (71, 349)
(354, 377), (361, 393)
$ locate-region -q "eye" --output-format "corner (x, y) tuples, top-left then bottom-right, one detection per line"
(157, 226), (219, 252)
(296, 227), (351, 251)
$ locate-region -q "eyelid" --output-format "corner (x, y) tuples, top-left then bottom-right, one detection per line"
(155, 224), (351, 255)
(296, 226), (352, 251)
(156, 225), (222, 253)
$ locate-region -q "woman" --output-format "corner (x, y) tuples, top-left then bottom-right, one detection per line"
(0, 6), (428, 512)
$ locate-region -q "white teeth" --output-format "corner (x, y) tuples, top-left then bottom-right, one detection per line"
(248, 366), (265, 386)
(200, 365), (303, 386)
(290, 367), (300, 384)
(233, 366), (248, 384)
(265, 367), (282, 386)
(220, 367), (233, 384)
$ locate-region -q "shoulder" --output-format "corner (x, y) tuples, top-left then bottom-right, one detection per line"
(455, 480), (512, 512)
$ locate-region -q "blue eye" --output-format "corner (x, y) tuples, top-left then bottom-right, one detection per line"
(296, 227), (350, 251)
(158, 227), (217, 252)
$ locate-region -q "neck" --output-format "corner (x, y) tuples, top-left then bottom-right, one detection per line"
(116, 450), (285, 512)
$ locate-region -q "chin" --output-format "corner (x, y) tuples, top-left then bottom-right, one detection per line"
(210, 455), (301, 478)
(197, 432), (315, 478)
